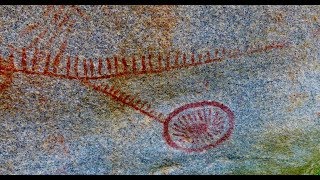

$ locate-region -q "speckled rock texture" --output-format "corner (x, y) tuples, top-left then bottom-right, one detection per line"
(0, 5), (320, 175)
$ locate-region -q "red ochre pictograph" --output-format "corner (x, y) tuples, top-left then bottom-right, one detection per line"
(0, 40), (288, 87)
(0, 38), (288, 152)
(0, 6), (290, 152)
(163, 101), (234, 152)
(0, 49), (15, 93)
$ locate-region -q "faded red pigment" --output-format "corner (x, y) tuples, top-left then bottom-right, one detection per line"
(84, 81), (235, 152)
(21, 6), (87, 50)
(0, 40), (287, 152)
(0, 41), (288, 83)
(163, 101), (235, 153)
(83, 80), (165, 123)
(0, 6), (289, 152)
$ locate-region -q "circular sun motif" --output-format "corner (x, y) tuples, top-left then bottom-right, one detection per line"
(163, 101), (234, 152)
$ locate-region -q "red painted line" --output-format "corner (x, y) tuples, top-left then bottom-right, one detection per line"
(205, 51), (210, 63)
(174, 51), (180, 67)
(197, 110), (204, 122)
(132, 56), (137, 73)
(43, 51), (51, 74)
(57, 13), (70, 30)
(117, 92), (125, 100)
(0, 54), (3, 67)
(214, 49), (219, 58)
(31, 47), (39, 71)
(222, 47), (226, 57)
(183, 53), (187, 65)
(106, 57), (112, 74)
(140, 101), (147, 108)
(21, 48), (27, 71)
(141, 55), (146, 72)
(198, 54), (202, 64)
(74, 56), (79, 77)
(103, 83), (109, 91)
(122, 57), (128, 73)
(109, 86), (115, 93)
(157, 53), (162, 71)
(191, 52), (195, 64)
(83, 59), (88, 78)
(228, 49), (240, 59)
(114, 56), (118, 74)
(54, 40), (68, 73)
(113, 89), (120, 96)
(123, 95), (130, 102)
(26, 29), (48, 49)
(54, 6), (66, 24)
(8, 51), (15, 69)
(145, 104), (151, 111)
(52, 53), (62, 74)
(148, 54), (153, 72)
(71, 5), (90, 20)
(135, 99), (141, 106)
(165, 52), (170, 70)
(98, 58), (102, 76)
(127, 96), (135, 105)
(89, 58), (94, 77)
(66, 55), (71, 76)
(43, 5), (54, 17)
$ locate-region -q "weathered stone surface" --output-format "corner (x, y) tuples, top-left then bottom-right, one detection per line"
(0, 5), (320, 175)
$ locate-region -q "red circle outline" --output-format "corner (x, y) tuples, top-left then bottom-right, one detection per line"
(163, 101), (235, 153)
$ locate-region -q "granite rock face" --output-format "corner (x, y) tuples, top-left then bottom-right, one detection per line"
(0, 5), (320, 175)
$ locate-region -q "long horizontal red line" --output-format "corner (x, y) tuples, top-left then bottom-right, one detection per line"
(0, 41), (288, 81)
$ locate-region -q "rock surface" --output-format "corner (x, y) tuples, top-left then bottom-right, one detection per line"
(0, 5), (320, 175)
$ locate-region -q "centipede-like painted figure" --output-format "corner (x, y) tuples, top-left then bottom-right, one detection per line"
(0, 6), (288, 152)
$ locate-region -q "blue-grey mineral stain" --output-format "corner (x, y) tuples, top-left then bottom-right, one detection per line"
(1, 5), (320, 175)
